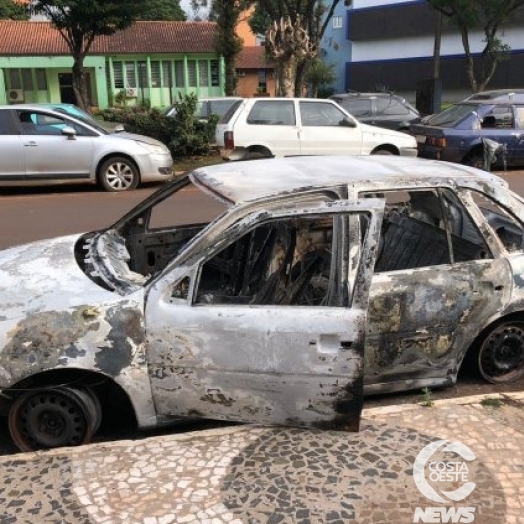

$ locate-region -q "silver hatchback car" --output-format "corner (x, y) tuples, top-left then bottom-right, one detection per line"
(0, 105), (173, 191)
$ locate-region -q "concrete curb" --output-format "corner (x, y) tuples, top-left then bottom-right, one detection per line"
(363, 391), (524, 417)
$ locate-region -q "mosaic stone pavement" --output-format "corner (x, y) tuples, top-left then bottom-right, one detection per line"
(0, 394), (523, 524)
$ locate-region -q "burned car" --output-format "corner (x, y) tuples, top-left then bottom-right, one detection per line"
(1, 155), (524, 451)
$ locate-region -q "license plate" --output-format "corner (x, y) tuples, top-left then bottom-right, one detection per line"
(415, 135), (426, 144)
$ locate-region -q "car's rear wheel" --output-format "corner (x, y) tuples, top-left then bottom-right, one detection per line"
(98, 156), (139, 192)
(477, 321), (524, 383)
(371, 149), (395, 155)
(464, 151), (485, 170)
(8, 386), (102, 451)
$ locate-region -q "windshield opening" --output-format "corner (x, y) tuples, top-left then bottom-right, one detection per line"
(426, 103), (479, 127)
(78, 176), (230, 293)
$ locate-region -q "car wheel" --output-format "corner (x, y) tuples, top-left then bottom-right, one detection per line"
(8, 386), (102, 451)
(98, 156), (139, 192)
(465, 152), (484, 170)
(371, 149), (395, 155)
(477, 322), (524, 383)
(243, 151), (268, 160)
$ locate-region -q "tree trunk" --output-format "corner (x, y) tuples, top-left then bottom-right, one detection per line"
(278, 58), (297, 97)
(460, 27), (478, 92)
(72, 55), (90, 111)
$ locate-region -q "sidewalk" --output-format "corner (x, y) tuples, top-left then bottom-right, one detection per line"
(1, 393), (524, 524)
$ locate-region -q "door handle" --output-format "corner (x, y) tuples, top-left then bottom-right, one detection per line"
(24, 141), (38, 147)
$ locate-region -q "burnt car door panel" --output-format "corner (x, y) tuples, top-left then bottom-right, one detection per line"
(144, 199), (384, 431)
(363, 188), (512, 390)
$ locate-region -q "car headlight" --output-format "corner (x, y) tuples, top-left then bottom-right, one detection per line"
(135, 141), (169, 155)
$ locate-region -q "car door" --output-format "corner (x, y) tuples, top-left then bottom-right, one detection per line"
(242, 99), (300, 156)
(17, 110), (94, 180)
(0, 109), (24, 179)
(511, 105), (524, 165)
(363, 187), (512, 391)
(144, 198), (384, 431)
(478, 105), (518, 164)
(298, 100), (363, 155)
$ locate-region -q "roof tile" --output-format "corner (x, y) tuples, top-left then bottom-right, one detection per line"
(0, 20), (219, 55)
(237, 46), (273, 69)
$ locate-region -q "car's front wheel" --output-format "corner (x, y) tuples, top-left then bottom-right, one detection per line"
(8, 386), (102, 451)
(477, 321), (524, 383)
(98, 156), (140, 192)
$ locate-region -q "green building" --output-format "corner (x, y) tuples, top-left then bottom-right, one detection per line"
(0, 20), (225, 110)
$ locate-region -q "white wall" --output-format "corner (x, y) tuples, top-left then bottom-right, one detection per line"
(351, 27), (524, 62)
(352, 0), (419, 9)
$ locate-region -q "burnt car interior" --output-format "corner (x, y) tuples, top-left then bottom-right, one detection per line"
(195, 215), (345, 307)
(80, 175), (524, 298)
(366, 189), (492, 272)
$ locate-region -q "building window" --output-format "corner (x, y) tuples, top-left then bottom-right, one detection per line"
(199, 60), (209, 86)
(21, 69), (33, 90)
(258, 70), (267, 91)
(125, 61), (137, 88)
(137, 61), (148, 88)
(113, 62), (124, 89)
(162, 61), (173, 88)
(333, 16), (343, 29)
(9, 70), (21, 89)
(151, 61), (161, 87)
(36, 69), (47, 90)
(187, 60), (197, 87)
(210, 60), (220, 87)
(175, 60), (185, 88)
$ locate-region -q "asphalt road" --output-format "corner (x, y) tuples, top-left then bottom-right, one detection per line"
(1, 167), (524, 454)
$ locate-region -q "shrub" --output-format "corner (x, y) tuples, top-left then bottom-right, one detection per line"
(98, 94), (217, 159)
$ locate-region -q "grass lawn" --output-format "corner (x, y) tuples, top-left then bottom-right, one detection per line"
(173, 151), (226, 175)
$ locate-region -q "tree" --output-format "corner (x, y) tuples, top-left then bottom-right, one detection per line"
(266, 15), (317, 97)
(213, 1), (253, 95)
(252, 0), (341, 97)
(139, 0), (186, 21)
(305, 58), (336, 98)
(428, 0), (524, 92)
(31, 1), (149, 111)
(0, 0), (29, 20)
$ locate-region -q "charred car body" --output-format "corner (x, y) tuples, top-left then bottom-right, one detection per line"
(2, 155), (524, 451)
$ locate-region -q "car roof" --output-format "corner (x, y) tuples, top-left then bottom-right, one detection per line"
(464, 90), (524, 104)
(0, 103), (75, 114)
(190, 155), (507, 205)
(331, 92), (403, 100)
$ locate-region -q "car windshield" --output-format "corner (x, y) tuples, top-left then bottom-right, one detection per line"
(425, 103), (478, 127)
(53, 107), (110, 134)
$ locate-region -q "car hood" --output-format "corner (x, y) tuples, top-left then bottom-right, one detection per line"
(0, 234), (130, 323)
(111, 131), (167, 148)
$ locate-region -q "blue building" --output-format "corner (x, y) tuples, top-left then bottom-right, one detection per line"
(322, 0), (524, 102)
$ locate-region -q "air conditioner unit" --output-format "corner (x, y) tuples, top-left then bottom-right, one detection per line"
(8, 89), (24, 102)
(125, 87), (138, 98)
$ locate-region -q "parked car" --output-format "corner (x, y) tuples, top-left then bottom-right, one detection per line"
(329, 91), (420, 131)
(215, 97), (418, 161)
(35, 103), (124, 133)
(0, 104), (173, 191)
(164, 97), (243, 121)
(410, 89), (524, 168)
(2, 155), (524, 451)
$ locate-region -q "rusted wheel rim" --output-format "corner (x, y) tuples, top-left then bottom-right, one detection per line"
(8, 387), (98, 452)
(479, 324), (524, 383)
